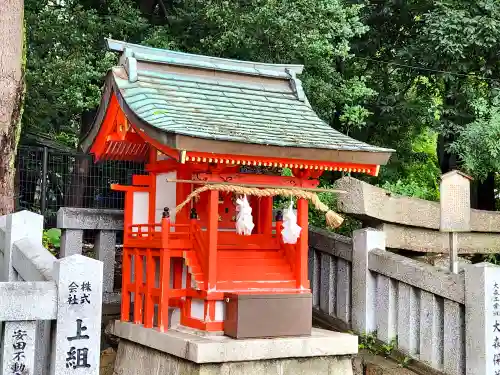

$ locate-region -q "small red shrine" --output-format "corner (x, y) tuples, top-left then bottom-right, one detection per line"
(82, 39), (393, 336)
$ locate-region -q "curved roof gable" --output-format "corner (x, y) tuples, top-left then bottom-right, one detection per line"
(82, 39), (394, 167)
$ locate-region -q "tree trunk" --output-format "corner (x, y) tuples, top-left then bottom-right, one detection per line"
(0, 1), (25, 215)
(470, 172), (496, 211)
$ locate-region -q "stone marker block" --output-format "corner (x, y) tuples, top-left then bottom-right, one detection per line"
(51, 254), (103, 375)
(464, 262), (500, 375)
(440, 170), (471, 232)
(2, 321), (37, 375)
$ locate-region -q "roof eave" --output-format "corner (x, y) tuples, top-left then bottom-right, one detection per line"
(173, 134), (394, 166)
(80, 71), (115, 153)
(83, 72), (394, 168)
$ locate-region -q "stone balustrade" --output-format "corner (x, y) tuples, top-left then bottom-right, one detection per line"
(57, 207), (122, 304)
(0, 210), (104, 375)
(310, 226), (500, 375)
(57, 202), (500, 375)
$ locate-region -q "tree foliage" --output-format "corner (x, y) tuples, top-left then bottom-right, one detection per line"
(25, 0), (378, 142)
(24, 0), (149, 144)
(22, 0), (500, 209)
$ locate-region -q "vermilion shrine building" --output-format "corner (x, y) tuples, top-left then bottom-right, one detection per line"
(82, 39), (393, 336)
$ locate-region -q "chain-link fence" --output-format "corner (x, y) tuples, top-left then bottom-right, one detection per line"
(16, 145), (145, 227)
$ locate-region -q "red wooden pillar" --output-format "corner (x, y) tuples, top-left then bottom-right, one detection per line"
(260, 197), (273, 235)
(147, 149), (157, 224)
(159, 209), (171, 332)
(120, 247), (131, 322)
(176, 168), (191, 225)
(174, 168), (191, 290)
(275, 210), (283, 241)
(207, 190), (219, 290)
(296, 198), (309, 289)
(144, 247), (155, 328)
(249, 196), (260, 234)
(121, 190), (133, 322)
(133, 248), (144, 324)
(182, 214), (198, 324)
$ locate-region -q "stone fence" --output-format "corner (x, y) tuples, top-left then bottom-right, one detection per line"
(309, 228), (489, 375)
(58, 207), (122, 304)
(57, 184), (500, 375)
(308, 174), (500, 375)
(335, 176), (500, 254)
(0, 210), (103, 375)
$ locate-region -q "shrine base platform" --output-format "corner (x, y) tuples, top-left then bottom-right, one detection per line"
(110, 321), (357, 375)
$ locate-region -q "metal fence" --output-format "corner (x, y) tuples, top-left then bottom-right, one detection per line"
(15, 145), (145, 227)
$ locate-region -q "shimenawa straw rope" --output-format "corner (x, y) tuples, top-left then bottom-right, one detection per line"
(174, 184), (344, 228)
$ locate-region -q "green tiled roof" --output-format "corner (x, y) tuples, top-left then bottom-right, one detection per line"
(107, 39), (394, 154)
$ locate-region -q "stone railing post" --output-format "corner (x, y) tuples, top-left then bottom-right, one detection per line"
(464, 262), (500, 375)
(1, 211), (44, 375)
(2, 211), (43, 281)
(51, 254), (103, 375)
(57, 208), (123, 300)
(60, 229), (83, 257)
(95, 230), (116, 294)
(351, 228), (385, 335)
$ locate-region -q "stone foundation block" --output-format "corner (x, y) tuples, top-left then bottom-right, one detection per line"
(110, 321), (358, 375)
(114, 339), (354, 375)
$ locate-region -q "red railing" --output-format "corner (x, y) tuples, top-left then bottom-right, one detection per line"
(121, 216), (300, 331)
(190, 221), (208, 273)
(121, 218), (194, 331)
(125, 223), (191, 248)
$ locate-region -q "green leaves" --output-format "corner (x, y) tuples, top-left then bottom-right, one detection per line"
(168, 0), (374, 132)
(43, 228), (61, 251)
(450, 93), (500, 180)
(24, 0), (149, 136)
(24, 0), (375, 142)
(24, 0), (500, 208)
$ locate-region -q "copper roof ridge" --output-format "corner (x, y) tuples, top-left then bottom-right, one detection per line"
(106, 38), (304, 77)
